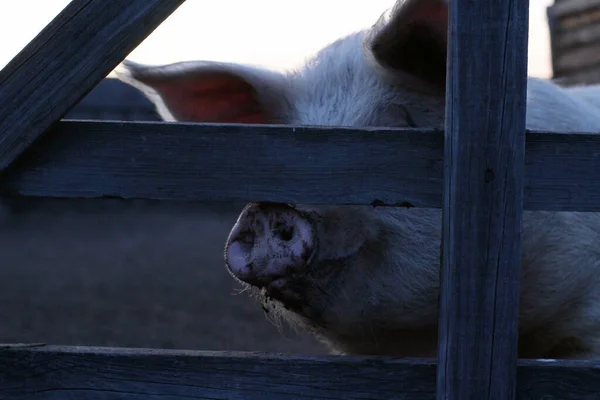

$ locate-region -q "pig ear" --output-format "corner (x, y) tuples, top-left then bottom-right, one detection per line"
(114, 60), (289, 124)
(363, 0), (448, 90)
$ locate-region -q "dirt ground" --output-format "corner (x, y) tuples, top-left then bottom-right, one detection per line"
(0, 198), (325, 354)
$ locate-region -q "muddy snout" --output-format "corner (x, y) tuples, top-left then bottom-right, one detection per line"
(224, 203), (317, 288)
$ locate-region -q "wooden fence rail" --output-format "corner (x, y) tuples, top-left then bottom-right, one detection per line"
(1, 0), (599, 399)
(547, 0), (600, 85)
(1, 344), (599, 400)
(1, 121), (599, 211)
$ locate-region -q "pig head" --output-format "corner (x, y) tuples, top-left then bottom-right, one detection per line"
(117, 0), (600, 359)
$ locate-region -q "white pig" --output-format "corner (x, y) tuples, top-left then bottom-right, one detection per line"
(117, 0), (600, 359)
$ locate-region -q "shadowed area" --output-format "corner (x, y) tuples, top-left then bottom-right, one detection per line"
(0, 79), (324, 354)
(0, 198), (324, 354)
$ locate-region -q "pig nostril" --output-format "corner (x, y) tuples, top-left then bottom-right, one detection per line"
(277, 226), (294, 242)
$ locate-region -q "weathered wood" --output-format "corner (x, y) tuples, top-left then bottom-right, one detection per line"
(547, 4), (562, 83)
(553, 23), (600, 50)
(0, 344), (599, 400)
(547, 0), (600, 84)
(0, 0), (185, 173)
(561, 10), (600, 32)
(1, 121), (445, 207)
(553, 68), (600, 86)
(437, 0), (529, 399)
(0, 121), (600, 211)
(550, 0), (600, 18)
(554, 43), (600, 74)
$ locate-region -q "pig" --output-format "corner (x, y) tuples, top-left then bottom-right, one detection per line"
(116, 0), (600, 359)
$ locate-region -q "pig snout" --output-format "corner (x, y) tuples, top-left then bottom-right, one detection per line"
(224, 203), (317, 289)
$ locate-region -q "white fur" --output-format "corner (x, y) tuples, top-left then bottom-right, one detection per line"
(117, 0), (600, 359)
(280, 32), (600, 359)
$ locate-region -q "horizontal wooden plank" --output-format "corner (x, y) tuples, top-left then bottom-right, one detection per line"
(550, 0), (600, 18)
(555, 9), (600, 32)
(554, 43), (600, 74)
(553, 67), (600, 86)
(0, 344), (598, 400)
(0, 121), (445, 208)
(0, 0), (185, 172)
(553, 23), (600, 50)
(0, 121), (600, 211)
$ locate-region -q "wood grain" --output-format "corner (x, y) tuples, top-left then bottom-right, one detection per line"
(437, 0), (529, 399)
(550, 0), (600, 18)
(0, 121), (446, 207)
(552, 68), (600, 86)
(0, 0), (185, 172)
(1, 121), (599, 211)
(0, 344), (599, 400)
(554, 43), (600, 74)
(553, 24), (600, 50)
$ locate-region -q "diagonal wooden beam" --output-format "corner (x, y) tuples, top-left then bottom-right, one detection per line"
(0, 0), (186, 172)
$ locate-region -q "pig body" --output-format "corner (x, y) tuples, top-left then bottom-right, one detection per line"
(117, 0), (600, 359)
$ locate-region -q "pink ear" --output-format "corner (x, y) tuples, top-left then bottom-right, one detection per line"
(147, 72), (268, 124)
(116, 61), (285, 124)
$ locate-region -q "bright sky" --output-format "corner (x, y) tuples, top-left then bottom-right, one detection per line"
(1, 0), (554, 78)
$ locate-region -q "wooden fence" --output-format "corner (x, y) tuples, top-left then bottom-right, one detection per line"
(0, 0), (599, 399)
(548, 0), (600, 86)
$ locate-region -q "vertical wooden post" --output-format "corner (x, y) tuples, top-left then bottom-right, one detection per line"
(437, 0), (529, 399)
